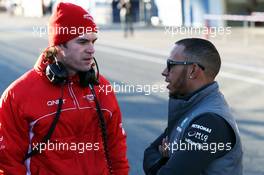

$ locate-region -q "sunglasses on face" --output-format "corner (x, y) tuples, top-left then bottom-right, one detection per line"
(166, 59), (205, 72)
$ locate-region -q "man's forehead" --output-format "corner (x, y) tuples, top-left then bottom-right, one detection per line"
(169, 44), (185, 60)
(78, 33), (98, 39)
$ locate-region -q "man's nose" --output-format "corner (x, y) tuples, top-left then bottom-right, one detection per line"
(162, 68), (168, 77)
(85, 44), (95, 54)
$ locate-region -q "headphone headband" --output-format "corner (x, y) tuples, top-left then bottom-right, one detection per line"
(45, 57), (100, 86)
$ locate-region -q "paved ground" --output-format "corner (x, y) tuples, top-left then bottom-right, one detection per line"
(0, 13), (264, 174)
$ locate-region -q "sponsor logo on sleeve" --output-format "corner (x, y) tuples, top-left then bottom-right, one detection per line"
(191, 124), (212, 133)
(187, 130), (209, 142)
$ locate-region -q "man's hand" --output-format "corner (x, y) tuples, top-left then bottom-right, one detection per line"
(158, 137), (169, 158)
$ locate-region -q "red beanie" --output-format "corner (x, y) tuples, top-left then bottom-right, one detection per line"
(48, 2), (97, 47)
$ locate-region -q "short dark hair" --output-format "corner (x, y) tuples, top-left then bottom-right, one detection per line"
(175, 38), (221, 79)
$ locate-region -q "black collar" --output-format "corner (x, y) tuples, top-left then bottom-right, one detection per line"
(169, 82), (215, 101)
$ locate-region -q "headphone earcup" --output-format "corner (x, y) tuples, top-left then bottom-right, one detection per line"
(46, 62), (68, 85)
(79, 68), (99, 87)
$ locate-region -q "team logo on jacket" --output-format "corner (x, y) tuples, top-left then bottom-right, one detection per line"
(191, 124), (212, 133)
(47, 99), (66, 106)
(83, 94), (94, 101)
(83, 14), (94, 21)
(187, 131), (209, 142)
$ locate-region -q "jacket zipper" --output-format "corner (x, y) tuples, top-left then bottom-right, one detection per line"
(68, 82), (79, 109)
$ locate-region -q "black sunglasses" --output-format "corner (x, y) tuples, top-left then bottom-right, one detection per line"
(166, 59), (205, 72)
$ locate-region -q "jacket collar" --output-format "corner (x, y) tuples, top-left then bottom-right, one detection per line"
(33, 53), (80, 84)
(167, 81), (219, 134)
(34, 53), (48, 74)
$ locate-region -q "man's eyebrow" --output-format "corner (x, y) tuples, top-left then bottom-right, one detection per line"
(77, 38), (98, 42)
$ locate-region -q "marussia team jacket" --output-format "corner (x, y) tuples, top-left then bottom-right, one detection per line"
(0, 54), (129, 175)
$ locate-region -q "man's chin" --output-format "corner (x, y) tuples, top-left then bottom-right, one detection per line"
(167, 85), (174, 94)
(80, 66), (93, 72)
(168, 89), (181, 97)
(168, 89), (176, 96)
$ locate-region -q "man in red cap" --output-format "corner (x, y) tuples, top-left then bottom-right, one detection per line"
(0, 2), (129, 175)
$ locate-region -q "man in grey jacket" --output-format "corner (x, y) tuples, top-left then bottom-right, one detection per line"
(143, 38), (243, 175)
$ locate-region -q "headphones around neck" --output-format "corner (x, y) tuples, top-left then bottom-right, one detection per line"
(45, 57), (100, 86)
(44, 55), (112, 174)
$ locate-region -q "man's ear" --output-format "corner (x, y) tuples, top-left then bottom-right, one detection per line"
(188, 64), (200, 79)
(55, 45), (65, 57)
